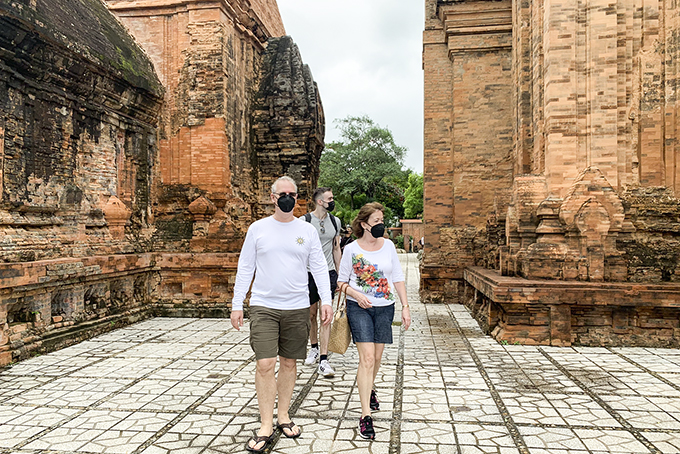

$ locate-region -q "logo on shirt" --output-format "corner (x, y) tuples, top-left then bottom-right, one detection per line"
(296, 237), (305, 246)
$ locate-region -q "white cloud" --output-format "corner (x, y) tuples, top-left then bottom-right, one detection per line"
(277, 0), (424, 172)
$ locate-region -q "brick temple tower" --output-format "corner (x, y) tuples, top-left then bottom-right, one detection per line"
(423, 0), (680, 346)
(0, 0), (323, 364)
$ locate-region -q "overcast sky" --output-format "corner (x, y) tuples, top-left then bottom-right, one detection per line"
(277, 1), (425, 173)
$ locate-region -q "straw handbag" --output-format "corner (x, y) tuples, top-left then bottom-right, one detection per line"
(328, 285), (351, 354)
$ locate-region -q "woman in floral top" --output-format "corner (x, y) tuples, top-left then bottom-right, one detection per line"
(337, 202), (411, 440)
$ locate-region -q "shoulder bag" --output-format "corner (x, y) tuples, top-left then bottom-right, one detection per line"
(328, 284), (351, 354)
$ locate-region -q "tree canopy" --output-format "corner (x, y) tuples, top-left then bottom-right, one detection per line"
(403, 173), (423, 219)
(319, 116), (410, 226)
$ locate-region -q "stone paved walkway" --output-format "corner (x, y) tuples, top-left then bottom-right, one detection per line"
(1, 254), (680, 453)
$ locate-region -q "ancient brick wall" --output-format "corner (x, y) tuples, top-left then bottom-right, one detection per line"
(422, 0), (514, 302)
(0, 0), (324, 365)
(251, 36), (325, 219)
(424, 0), (680, 346)
(0, 0), (164, 364)
(108, 0), (289, 249)
(108, 1), (323, 314)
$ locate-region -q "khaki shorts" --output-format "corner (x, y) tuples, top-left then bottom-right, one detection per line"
(249, 306), (311, 360)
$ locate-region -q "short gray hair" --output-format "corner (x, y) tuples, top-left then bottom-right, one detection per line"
(271, 176), (298, 194)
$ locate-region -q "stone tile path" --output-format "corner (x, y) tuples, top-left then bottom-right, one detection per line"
(1, 254), (680, 453)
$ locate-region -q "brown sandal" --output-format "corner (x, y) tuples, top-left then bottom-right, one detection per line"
(277, 420), (302, 438)
(245, 433), (273, 452)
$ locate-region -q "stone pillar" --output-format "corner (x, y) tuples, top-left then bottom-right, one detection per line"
(550, 304), (571, 346)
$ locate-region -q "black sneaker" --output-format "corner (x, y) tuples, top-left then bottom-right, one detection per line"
(358, 415), (375, 439)
(370, 389), (380, 411)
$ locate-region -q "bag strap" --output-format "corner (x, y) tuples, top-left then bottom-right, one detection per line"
(329, 214), (339, 236)
(336, 282), (348, 311)
(305, 213), (339, 236)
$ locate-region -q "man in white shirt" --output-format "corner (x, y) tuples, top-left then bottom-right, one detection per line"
(301, 187), (341, 377)
(231, 176), (333, 452)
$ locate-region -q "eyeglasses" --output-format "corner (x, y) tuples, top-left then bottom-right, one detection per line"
(273, 192), (298, 198)
(319, 219), (325, 235)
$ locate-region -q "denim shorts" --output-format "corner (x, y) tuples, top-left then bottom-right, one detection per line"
(346, 300), (395, 344)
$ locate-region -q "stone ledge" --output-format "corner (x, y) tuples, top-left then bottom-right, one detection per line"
(464, 267), (680, 307)
(0, 254), (156, 290)
(464, 267), (680, 347)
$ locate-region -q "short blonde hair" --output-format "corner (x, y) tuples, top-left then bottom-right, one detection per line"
(271, 176), (298, 194)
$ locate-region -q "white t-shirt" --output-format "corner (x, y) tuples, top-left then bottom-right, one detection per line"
(232, 216), (332, 311)
(337, 239), (405, 308)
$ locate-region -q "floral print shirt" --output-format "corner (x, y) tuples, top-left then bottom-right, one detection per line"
(338, 239), (405, 308)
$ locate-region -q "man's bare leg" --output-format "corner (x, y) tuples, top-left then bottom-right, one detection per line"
(319, 309), (330, 356)
(276, 356), (301, 437)
(251, 357), (277, 450)
(309, 302), (319, 345)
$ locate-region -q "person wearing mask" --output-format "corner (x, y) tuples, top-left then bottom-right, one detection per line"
(231, 176), (333, 452)
(340, 225), (354, 252)
(301, 187), (342, 377)
(337, 202), (411, 440)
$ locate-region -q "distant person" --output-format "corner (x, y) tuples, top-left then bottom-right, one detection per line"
(340, 225), (354, 252)
(231, 176), (333, 452)
(301, 187), (341, 377)
(337, 202), (411, 440)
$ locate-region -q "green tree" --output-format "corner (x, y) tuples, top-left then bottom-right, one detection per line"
(320, 116), (407, 225)
(403, 173), (423, 219)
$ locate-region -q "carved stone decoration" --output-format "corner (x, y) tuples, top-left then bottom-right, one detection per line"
(103, 196), (131, 240)
(503, 175), (547, 275)
(559, 167), (625, 236)
(188, 195), (217, 239)
(574, 199), (610, 281)
(188, 196), (217, 221)
(515, 167), (631, 282)
(559, 167), (629, 281)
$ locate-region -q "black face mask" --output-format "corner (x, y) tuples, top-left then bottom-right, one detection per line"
(326, 201), (335, 212)
(369, 223), (385, 238)
(277, 194), (296, 213)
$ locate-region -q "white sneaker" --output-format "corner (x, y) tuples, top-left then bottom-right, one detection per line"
(318, 359), (335, 377)
(304, 347), (320, 365)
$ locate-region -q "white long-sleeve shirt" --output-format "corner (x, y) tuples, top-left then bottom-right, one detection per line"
(232, 216), (332, 311)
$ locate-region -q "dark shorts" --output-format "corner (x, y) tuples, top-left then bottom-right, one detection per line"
(346, 300), (395, 344)
(249, 306), (311, 360)
(308, 270), (338, 305)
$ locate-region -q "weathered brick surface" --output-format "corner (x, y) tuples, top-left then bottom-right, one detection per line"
(251, 36), (325, 219)
(465, 267), (680, 347)
(0, 0), (323, 365)
(0, 0), (162, 264)
(424, 0), (680, 346)
(109, 0), (322, 247)
(422, 0), (513, 302)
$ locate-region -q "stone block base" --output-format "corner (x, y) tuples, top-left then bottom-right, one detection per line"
(420, 264), (463, 303)
(464, 267), (680, 347)
(0, 252), (242, 366)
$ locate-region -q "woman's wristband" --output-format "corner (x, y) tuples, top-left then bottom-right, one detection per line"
(402, 304), (409, 309)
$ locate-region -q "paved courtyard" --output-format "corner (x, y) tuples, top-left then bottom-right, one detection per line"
(1, 254), (679, 453)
